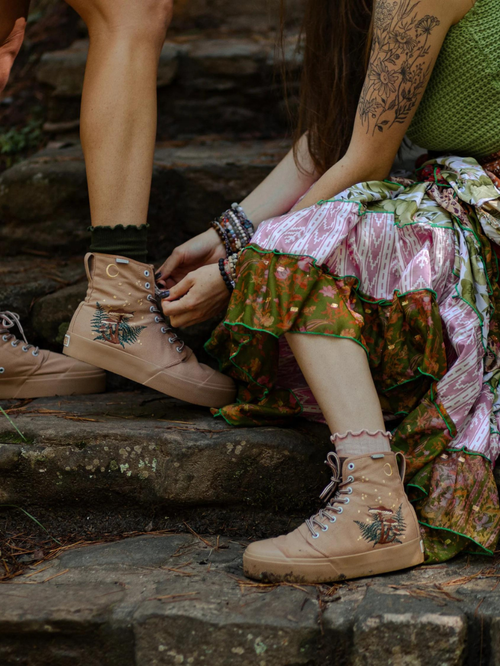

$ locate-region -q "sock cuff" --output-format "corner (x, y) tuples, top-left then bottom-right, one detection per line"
(89, 224), (149, 262)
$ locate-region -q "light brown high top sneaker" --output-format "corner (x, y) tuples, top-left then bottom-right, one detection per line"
(0, 311), (106, 399)
(243, 450), (424, 583)
(63, 252), (236, 408)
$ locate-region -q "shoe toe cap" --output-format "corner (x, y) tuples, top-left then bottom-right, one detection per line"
(244, 538), (288, 563)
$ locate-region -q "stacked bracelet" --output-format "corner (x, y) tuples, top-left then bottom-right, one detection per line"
(211, 203), (255, 257)
(218, 257), (235, 293)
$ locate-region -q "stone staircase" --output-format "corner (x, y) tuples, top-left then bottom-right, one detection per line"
(1, 2), (500, 663)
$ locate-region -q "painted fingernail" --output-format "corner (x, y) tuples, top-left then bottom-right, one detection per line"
(155, 271), (162, 280)
(158, 290), (170, 299)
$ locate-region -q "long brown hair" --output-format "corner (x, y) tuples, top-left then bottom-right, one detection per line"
(281, 0), (374, 175)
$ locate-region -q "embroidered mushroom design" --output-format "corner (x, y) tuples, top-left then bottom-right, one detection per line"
(355, 504), (406, 547)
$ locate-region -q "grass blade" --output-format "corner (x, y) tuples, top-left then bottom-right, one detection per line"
(0, 505), (62, 546)
(0, 406), (27, 442)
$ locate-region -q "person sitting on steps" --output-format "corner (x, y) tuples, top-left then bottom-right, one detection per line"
(153, 0), (500, 583)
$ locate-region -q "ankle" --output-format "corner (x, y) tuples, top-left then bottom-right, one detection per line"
(331, 429), (392, 458)
(89, 224), (149, 263)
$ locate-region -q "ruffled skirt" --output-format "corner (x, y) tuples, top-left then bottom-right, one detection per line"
(206, 155), (500, 562)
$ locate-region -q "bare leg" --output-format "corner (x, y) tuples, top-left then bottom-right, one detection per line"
(285, 333), (389, 451)
(64, 0), (173, 228)
(0, 0), (29, 94)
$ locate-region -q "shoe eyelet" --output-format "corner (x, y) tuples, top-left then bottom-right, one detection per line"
(144, 270), (150, 277)
(32, 350), (39, 357)
(155, 316), (161, 323)
(321, 524), (328, 532)
(176, 346), (183, 353)
(329, 516), (336, 524)
(150, 306), (155, 313)
(145, 282), (151, 289)
(337, 507), (343, 514)
(347, 462), (355, 471)
(169, 337), (175, 343)
(346, 487), (353, 494)
(22, 346), (28, 352)
(147, 294), (153, 301)
(0, 367), (4, 373)
(347, 475), (354, 483)
(344, 498), (350, 504)
(312, 532), (320, 539)
(2, 335), (8, 342)
(161, 327), (167, 334)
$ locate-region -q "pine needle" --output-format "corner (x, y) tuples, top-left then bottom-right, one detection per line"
(0, 506), (62, 546)
(0, 405), (27, 442)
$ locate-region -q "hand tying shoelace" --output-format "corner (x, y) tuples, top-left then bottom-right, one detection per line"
(152, 286), (185, 353)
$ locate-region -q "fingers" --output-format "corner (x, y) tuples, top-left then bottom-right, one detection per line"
(163, 274), (193, 302)
(156, 247), (181, 283)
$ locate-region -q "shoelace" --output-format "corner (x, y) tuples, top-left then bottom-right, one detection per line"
(0, 311), (39, 356)
(148, 287), (185, 353)
(305, 452), (353, 538)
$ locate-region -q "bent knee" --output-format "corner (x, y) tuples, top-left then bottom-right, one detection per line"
(0, 18), (26, 93)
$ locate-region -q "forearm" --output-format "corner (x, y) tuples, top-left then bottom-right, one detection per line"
(292, 151), (391, 212)
(240, 134), (318, 227)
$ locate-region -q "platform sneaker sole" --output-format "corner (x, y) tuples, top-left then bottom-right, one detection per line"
(243, 536), (425, 584)
(63, 331), (236, 408)
(0, 370), (106, 399)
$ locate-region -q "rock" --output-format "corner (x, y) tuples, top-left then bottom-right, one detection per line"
(0, 536), (499, 665)
(350, 588), (467, 666)
(30, 281), (87, 346)
(171, 0), (304, 32)
(0, 145), (90, 256)
(38, 35), (301, 137)
(0, 392), (331, 526)
(0, 256), (85, 321)
(0, 139), (289, 259)
(491, 617), (500, 665)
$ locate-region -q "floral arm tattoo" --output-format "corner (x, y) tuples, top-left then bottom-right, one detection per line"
(358, 0), (441, 135)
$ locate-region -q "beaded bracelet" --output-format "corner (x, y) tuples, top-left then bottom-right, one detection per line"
(211, 203), (255, 257)
(218, 257), (235, 293)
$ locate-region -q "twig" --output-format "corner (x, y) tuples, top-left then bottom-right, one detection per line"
(183, 522), (214, 549)
(148, 592), (199, 601)
(40, 568), (69, 583)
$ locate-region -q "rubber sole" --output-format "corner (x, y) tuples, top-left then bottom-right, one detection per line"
(0, 371), (106, 399)
(243, 537), (425, 584)
(63, 331), (236, 408)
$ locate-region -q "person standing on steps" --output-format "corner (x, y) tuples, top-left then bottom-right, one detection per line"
(0, 0), (235, 406)
(0, 1), (106, 399)
(155, 0), (500, 583)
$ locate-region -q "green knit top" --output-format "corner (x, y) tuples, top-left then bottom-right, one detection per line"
(407, 0), (500, 158)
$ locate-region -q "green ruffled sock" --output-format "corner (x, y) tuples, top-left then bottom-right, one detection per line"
(89, 224), (149, 263)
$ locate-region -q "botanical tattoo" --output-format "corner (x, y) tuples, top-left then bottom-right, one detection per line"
(358, 0), (441, 135)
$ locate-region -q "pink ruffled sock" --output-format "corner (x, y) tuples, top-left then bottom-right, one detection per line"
(331, 429), (392, 458)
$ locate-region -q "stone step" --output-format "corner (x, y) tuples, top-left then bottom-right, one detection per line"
(170, 0), (304, 33)
(0, 533), (498, 665)
(0, 392), (330, 535)
(0, 138), (289, 259)
(38, 34), (301, 137)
